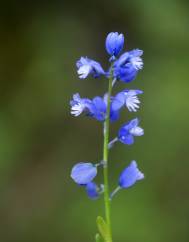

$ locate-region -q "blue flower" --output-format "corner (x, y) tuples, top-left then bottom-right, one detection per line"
(103, 94), (120, 122)
(70, 93), (93, 117)
(118, 118), (144, 145)
(110, 106), (120, 121)
(70, 94), (120, 122)
(119, 160), (144, 188)
(71, 162), (97, 185)
(76, 57), (105, 79)
(85, 182), (99, 200)
(105, 32), (124, 60)
(91, 95), (120, 122)
(113, 49), (143, 83)
(91, 96), (107, 121)
(112, 89), (143, 112)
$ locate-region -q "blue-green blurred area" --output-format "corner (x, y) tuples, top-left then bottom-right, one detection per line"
(0, 1), (188, 241)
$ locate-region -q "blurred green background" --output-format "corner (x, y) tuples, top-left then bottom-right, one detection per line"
(0, 1), (189, 242)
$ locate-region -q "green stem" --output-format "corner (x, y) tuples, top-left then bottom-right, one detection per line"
(103, 69), (113, 242)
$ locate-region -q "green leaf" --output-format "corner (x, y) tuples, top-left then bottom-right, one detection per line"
(95, 233), (104, 242)
(96, 216), (111, 242)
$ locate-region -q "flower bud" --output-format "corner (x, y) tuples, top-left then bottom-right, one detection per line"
(119, 161), (144, 188)
(71, 162), (97, 185)
(105, 32), (124, 58)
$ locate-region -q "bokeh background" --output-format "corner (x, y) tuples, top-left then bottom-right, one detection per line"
(0, 1), (189, 242)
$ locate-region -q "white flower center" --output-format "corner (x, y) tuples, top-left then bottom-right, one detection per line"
(125, 92), (140, 112)
(131, 57), (143, 70)
(77, 65), (92, 79)
(130, 126), (144, 136)
(71, 103), (85, 116)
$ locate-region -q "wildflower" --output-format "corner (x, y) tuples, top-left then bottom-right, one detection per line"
(110, 160), (144, 199)
(71, 162), (97, 185)
(113, 49), (143, 83)
(70, 94), (120, 122)
(91, 96), (120, 122)
(71, 31), (145, 223)
(119, 160), (144, 188)
(70, 93), (93, 117)
(91, 96), (107, 121)
(118, 118), (144, 145)
(105, 32), (124, 60)
(76, 57), (105, 79)
(112, 89), (143, 112)
(85, 182), (100, 200)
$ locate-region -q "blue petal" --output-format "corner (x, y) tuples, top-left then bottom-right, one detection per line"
(92, 97), (106, 121)
(76, 57), (89, 67)
(128, 49), (143, 57)
(71, 162), (97, 185)
(115, 52), (130, 66)
(111, 92), (125, 111)
(115, 65), (137, 83)
(119, 160), (144, 188)
(127, 118), (139, 129)
(123, 89), (143, 95)
(110, 108), (120, 122)
(119, 133), (134, 145)
(86, 182), (99, 200)
(90, 60), (105, 77)
(121, 118), (139, 131)
(92, 97), (106, 112)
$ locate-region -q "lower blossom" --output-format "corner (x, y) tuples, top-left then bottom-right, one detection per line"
(118, 118), (144, 145)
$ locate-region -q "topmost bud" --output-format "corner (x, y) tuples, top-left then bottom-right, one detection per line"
(105, 32), (124, 60)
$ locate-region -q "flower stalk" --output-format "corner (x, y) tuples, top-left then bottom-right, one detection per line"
(102, 66), (114, 242)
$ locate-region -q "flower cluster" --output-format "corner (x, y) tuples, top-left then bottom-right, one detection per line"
(70, 32), (144, 200)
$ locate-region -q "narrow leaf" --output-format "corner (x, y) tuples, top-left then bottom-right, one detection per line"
(96, 216), (111, 242)
(95, 233), (104, 242)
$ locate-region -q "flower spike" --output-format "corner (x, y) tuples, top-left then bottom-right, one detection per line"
(70, 31), (145, 241)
